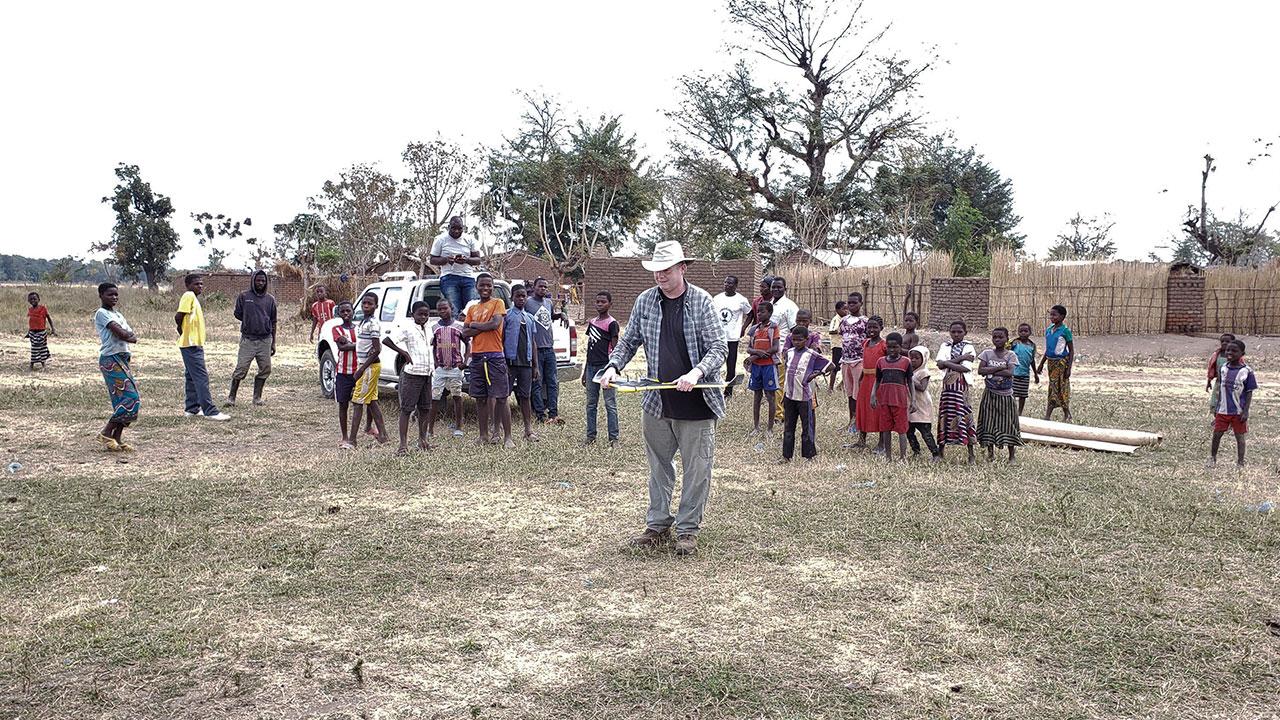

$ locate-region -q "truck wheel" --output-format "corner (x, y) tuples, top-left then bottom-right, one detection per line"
(319, 350), (337, 399)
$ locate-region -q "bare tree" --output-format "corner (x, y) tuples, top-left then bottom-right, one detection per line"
(670, 0), (931, 252)
(403, 138), (478, 274)
(1182, 153), (1279, 265)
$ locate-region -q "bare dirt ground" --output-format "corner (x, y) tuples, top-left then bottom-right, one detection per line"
(1, 289), (1277, 719)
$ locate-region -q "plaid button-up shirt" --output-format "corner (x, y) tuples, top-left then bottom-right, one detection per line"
(607, 282), (728, 419)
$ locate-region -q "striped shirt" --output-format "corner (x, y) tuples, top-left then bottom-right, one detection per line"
(392, 322), (433, 375)
(783, 347), (831, 402)
(433, 322), (466, 369)
(332, 324), (357, 374)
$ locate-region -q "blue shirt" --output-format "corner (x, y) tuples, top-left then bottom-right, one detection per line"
(503, 308), (537, 365)
(1044, 324), (1073, 359)
(1011, 340), (1035, 377)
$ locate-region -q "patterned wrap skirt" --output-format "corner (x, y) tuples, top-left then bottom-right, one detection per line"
(977, 390), (1023, 448)
(100, 353), (141, 424)
(936, 374), (975, 446)
(28, 330), (49, 364)
(1046, 358), (1071, 409)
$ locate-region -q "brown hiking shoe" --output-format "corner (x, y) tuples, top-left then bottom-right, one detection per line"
(673, 534), (698, 556)
(627, 527), (670, 549)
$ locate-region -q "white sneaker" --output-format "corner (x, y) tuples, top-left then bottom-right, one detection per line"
(184, 410), (203, 417)
(452, 429), (465, 438)
(204, 412), (231, 422)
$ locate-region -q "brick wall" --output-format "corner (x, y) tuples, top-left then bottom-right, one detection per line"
(929, 277), (990, 331)
(582, 257), (763, 323)
(1165, 273), (1205, 333)
(201, 272), (306, 305)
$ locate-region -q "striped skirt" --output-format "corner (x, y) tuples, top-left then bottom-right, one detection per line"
(977, 390), (1023, 448)
(936, 376), (975, 446)
(1012, 374), (1030, 399)
(100, 353), (141, 424)
(28, 330), (49, 365)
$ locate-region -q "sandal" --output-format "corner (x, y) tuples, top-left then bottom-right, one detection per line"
(96, 435), (120, 452)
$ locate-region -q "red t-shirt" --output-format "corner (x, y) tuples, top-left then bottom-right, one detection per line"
(748, 322), (779, 366)
(332, 324), (357, 373)
(311, 299), (336, 324)
(875, 354), (912, 407)
(28, 305), (49, 331)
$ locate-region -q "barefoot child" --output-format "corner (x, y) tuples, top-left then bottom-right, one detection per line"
(936, 320), (977, 464)
(855, 316), (887, 451)
(827, 300), (847, 393)
(1036, 304), (1074, 422)
(838, 292), (868, 436)
(871, 332), (911, 460)
(427, 299), (468, 438)
(1206, 332), (1236, 414)
(977, 327), (1023, 463)
(1209, 339), (1256, 467)
(309, 285), (335, 343)
(383, 301), (434, 455)
(744, 301), (780, 435)
(906, 345), (941, 461)
(505, 284), (540, 444)
(349, 292), (388, 448)
(331, 301), (358, 448)
(1010, 322), (1040, 415)
(780, 326), (832, 462)
(463, 273), (512, 448)
(94, 283), (140, 451)
(27, 291), (55, 369)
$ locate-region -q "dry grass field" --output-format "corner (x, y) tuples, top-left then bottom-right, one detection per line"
(1, 284), (1278, 719)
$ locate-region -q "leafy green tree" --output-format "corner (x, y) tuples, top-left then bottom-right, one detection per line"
(309, 164), (411, 273)
(202, 248), (229, 271)
(941, 190), (990, 276)
(95, 163), (181, 290)
(669, 0), (931, 254)
(480, 94), (658, 281)
(639, 160), (763, 261)
(1047, 213), (1116, 260)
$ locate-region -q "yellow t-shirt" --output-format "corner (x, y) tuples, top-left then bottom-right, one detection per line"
(177, 291), (206, 347)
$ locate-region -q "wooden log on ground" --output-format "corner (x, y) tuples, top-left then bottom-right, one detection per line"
(1021, 431), (1139, 454)
(1018, 416), (1162, 447)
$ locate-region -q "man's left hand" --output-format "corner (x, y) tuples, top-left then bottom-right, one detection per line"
(675, 369), (703, 392)
(271, 345), (276, 356)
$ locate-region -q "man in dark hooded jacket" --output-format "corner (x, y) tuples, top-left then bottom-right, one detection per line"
(227, 270), (277, 406)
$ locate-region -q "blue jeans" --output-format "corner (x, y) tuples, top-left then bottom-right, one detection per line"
(180, 346), (219, 415)
(583, 362), (618, 440)
(439, 274), (477, 315)
(532, 347), (559, 419)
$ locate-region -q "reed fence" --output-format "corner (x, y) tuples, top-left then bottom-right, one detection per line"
(1204, 262), (1280, 334)
(776, 252), (953, 326)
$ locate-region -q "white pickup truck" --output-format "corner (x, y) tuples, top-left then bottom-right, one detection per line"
(315, 272), (580, 398)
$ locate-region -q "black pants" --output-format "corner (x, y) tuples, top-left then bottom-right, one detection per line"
(907, 421), (940, 456)
(725, 341), (739, 395)
(782, 397), (817, 459)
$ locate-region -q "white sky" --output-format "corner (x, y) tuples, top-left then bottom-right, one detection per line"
(2, 0), (1277, 268)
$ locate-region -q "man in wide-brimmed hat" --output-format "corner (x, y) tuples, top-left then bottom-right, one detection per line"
(599, 241), (728, 556)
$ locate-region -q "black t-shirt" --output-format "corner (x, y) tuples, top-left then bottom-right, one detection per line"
(658, 291), (714, 421)
(585, 317), (619, 366)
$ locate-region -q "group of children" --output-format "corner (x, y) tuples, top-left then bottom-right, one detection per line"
(325, 274), (622, 454)
(733, 285), (1090, 464)
(1206, 332), (1258, 467)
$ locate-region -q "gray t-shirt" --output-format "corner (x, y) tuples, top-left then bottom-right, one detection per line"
(525, 295), (556, 349)
(94, 308), (131, 356)
(430, 232), (479, 278)
(978, 348), (1019, 396)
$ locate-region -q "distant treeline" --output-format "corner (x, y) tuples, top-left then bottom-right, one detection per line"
(0, 254), (139, 284)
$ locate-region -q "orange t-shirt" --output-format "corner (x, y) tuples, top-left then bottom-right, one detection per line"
(465, 298), (506, 354)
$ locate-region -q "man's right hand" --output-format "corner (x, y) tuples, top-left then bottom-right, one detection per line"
(598, 366), (618, 389)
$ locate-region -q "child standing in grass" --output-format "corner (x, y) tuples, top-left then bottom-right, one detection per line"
(331, 301), (358, 449)
(936, 320), (977, 464)
(349, 292), (388, 449)
(504, 284), (540, 444)
(27, 291), (55, 369)
(428, 299), (468, 439)
(854, 316), (887, 450)
(309, 284), (336, 343)
(1209, 339), (1256, 467)
(1036, 304), (1074, 422)
(744, 301), (780, 436)
(838, 292), (868, 435)
(977, 327), (1023, 463)
(827, 300), (847, 394)
(581, 291), (621, 447)
(780, 326), (832, 462)
(463, 273), (512, 448)
(1206, 332), (1236, 414)
(94, 283), (139, 452)
(906, 345), (941, 461)
(383, 301), (434, 455)
(1010, 322), (1040, 415)
(871, 331), (911, 461)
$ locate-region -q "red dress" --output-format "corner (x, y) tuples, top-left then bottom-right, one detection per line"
(856, 338), (887, 432)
